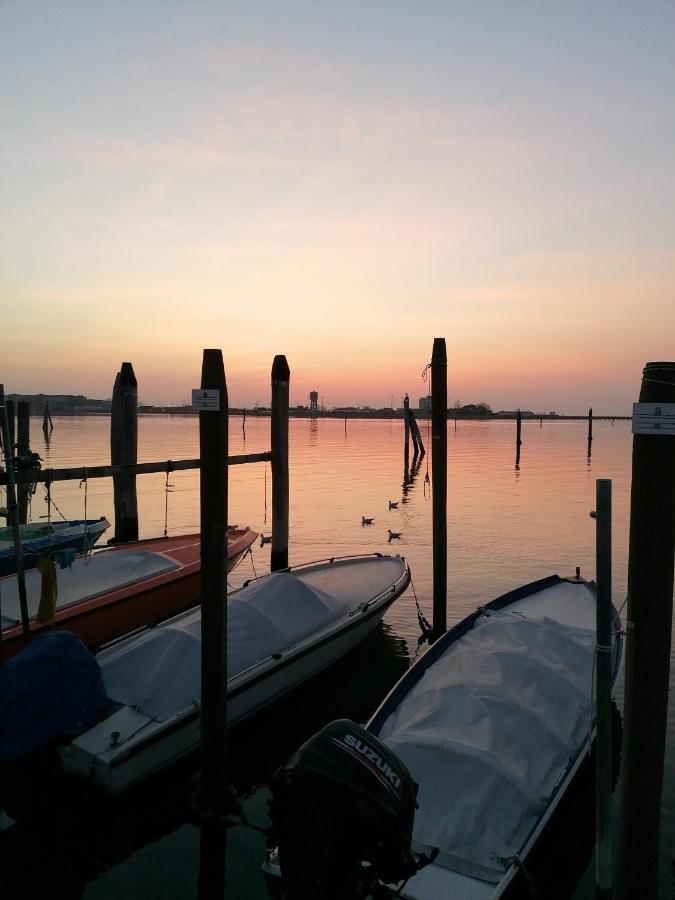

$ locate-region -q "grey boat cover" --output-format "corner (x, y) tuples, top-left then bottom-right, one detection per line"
(100, 572), (350, 722)
(0, 550), (178, 629)
(377, 609), (596, 884)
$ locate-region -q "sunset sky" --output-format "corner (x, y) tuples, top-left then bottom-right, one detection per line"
(2, 2), (673, 413)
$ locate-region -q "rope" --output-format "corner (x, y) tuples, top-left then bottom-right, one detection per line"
(43, 483), (68, 522)
(410, 575), (432, 639)
(79, 469), (90, 554)
(641, 377), (675, 388)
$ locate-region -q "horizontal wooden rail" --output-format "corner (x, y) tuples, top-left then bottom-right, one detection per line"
(0, 452), (271, 485)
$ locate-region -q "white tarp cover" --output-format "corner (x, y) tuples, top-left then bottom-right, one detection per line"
(100, 572), (350, 721)
(377, 610), (595, 883)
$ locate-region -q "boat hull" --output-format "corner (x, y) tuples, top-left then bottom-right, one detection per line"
(0, 518), (110, 577)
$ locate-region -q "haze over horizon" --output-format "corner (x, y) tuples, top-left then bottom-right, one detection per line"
(2, 3), (674, 415)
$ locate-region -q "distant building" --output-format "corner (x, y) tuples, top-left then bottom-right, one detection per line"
(309, 391), (319, 414)
(418, 396), (431, 410)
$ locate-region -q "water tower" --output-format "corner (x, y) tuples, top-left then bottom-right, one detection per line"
(309, 391), (319, 416)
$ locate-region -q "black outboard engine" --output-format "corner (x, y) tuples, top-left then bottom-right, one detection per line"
(269, 719), (428, 899)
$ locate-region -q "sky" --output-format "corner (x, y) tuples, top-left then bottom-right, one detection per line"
(1, 2), (674, 413)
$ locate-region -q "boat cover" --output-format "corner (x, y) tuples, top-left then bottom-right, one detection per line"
(376, 610), (596, 883)
(0, 550), (179, 628)
(0, 631), (107, 763)
(100, 572), (350, 722)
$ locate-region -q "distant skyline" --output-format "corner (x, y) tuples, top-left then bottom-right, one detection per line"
(2, 2), (674, 415)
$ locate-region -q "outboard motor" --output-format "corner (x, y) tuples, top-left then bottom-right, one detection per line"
(269, 719), (431, 899)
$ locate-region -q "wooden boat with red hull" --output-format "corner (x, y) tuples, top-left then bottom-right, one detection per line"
(0, 527), (257, 660)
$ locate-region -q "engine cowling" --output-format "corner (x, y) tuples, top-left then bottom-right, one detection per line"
(269, 719), (419, 899)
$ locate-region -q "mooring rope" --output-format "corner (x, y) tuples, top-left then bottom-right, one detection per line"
(163, 461), (174, 537)
(410, 574), (432, 639)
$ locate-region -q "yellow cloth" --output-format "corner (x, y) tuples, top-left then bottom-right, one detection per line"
(36, 554), (58, 625)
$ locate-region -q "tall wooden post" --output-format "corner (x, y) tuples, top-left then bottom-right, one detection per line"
(594, 479), (613, 900)
(588, 407), (594, 459)
(0, 386), (30, 649)
(16, 401), (31, 524)
(5, 399), (16, 452)
(110, 363), (138, 543)
(403, 394), (411, 469)
(270, 355), (290, 572)
(617, 362), (675, 900)
(198, 349), (228, 900)
(515, 409), (522, 470)
(431, 338), (447, 639)
(42, 401), (53, 432)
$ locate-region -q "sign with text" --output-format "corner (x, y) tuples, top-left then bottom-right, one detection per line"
(632, 402), (675, 435)
(192, 389), (220, 412)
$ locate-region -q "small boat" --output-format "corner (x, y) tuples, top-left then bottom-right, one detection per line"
(264, 574), (623, 899)
(59, 553), (411, 794)
(0, 527), (257, 659)
(0, 518), (110, 577)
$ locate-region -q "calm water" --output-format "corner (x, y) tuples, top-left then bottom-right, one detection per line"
(2, 414), (674, 898)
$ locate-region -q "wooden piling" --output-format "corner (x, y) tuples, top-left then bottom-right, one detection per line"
(588, 407), (593, 459)
(270, 355), (290, 572)
(594, 479), (613, 900)
(515, 409), (522, 470)
(0, 386), (30, 649)
(42, 401), (53, 432)
(197, 349), (228, 900)
(403, 395), (411, 470)
(617, 362), (675, 900)
(409, 408), (425, 457)
(431, 338), (447, 640)
(5, 399), (15, 452)
(110, 363), (138, 543)
(16, 401), (30, 524)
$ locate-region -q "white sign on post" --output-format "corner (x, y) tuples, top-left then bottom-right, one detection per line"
(192, 389), (220, 412)
(632, 402), (675, 435)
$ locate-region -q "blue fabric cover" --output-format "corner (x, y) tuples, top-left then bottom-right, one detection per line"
(0, 631), (107, 763)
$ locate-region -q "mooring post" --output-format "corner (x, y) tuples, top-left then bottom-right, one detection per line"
(403, 394), (412, 470)
(617, 362), (675, 900)
(515, 409), (522, 470)
(270, 355), (290, 572)
(6, 399), (16, 452)
(42, 401), (53, 432)
(431, 338), (447, 640)
(197, 349), (228, 900)
(0, 386), (30, 648)
(594, 479), (613, 900)
(588, 407), (594, 459)
(110, 363), (138, 543)
(16, 401), (31, 524)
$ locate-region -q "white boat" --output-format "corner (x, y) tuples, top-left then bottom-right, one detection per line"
(264, 574), (623, 900)
(59, 553), (411, 794)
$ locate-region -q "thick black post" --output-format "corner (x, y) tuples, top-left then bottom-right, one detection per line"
(588, 407), (594, 459)
(0, 386), (30, 650)
(6, 399), (15, 452)
(403, 394), (411, 469)
(42, 401), (53, 432)
(198, 350), (228, 900)
(618, 362), (675, 900)
(515, 409), (522, 470)
(431, 338), (447, 639)
(16, 401), (30, 524)
(594, 479), (613, 900)
(110, 363), (138, 542)
(270, 355), (290, 572)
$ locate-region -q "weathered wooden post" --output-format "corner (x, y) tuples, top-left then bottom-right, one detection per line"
(0, 386), (30, 649)
(110, 363), (138, 543)
(515, 409), (522, 470)
(270, 355), (290, 572)
(16, 401), (31, 524)
(5, 399), (16, 452)
(594, 479), (613, 900)
(403, 394), (411, 469)
(588, 407), (593, 459)
(42, 401), (53, 432)
(197, 349), (228, 900)
(431, 338), (447, 639)
(617, 362), (675, 900)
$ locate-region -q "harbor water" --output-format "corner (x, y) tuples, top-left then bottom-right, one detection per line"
(1, 414), (673, 898)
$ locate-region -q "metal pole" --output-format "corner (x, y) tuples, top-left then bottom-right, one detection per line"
(431, 338), (447, 639)
(0, 385), (30, 646)
(16, 401), (30, 524)
(594, 479), (613, 900)
(198, 349), (228, 900)
(618, 362), (675, 900)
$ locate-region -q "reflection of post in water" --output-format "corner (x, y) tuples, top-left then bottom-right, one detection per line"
(402, 451), (423, 499)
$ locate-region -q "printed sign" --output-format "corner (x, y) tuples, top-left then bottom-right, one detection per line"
(192, 389), (220, 412)
(632, 402), (675, 435)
